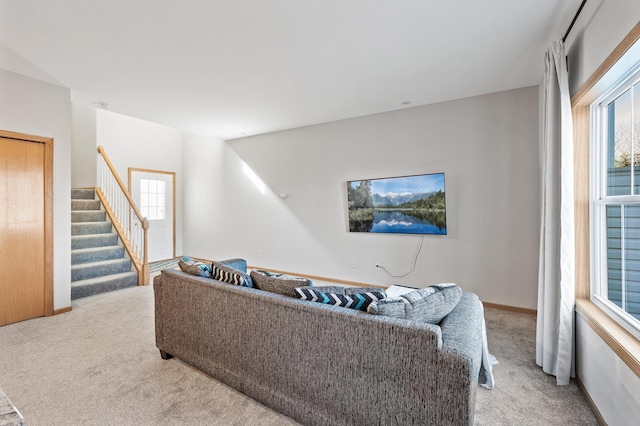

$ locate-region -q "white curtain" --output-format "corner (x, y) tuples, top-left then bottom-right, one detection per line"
(536, 39), (575, 386)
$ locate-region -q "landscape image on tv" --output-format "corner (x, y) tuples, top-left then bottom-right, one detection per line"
(347, 173), (446, 234)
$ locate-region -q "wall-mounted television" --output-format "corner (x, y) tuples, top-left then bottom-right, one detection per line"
(346, 172), (446, 235)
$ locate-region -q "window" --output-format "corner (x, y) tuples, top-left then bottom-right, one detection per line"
(591, 62), (640, 336)
(140, 178), (166, 220)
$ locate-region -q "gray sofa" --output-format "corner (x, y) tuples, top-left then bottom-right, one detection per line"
(154, 268), (485, 425)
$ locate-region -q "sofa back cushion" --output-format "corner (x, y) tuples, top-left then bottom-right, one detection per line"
(250, 270), (312, 297)
(367, 283), (462, 324)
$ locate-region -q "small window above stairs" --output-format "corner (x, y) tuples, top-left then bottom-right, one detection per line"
(71, 189), (138, 299)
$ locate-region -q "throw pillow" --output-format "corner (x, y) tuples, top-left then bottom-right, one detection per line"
(211, 261), (253, 287)
(294, 287), (386, 311)
(178, 256), (212, 278)
(367, 283), (462, 324)
(250, 270), (312, 297)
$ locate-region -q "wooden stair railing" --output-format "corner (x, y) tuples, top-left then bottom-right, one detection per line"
(96, 146), (149, 285)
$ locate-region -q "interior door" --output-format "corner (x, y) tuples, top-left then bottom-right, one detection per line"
(1, 136), (45, 325)
(130, 170), (175, 262)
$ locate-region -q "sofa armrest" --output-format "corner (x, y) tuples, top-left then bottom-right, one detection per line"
(153, 273), (166, 352)
(439, 292), (483, 374)
(436, 292), (484, 425)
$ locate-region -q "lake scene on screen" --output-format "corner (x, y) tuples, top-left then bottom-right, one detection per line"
(347, 173), (446, 235)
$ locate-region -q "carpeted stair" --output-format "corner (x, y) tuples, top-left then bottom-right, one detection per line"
(71, 189), (138, 299)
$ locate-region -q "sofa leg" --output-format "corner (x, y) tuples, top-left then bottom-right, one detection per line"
(160, 350), (173, 360)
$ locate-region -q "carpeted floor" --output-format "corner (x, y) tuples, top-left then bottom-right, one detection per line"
(0, 283), (597, 426)
(475, 309), (597, 425)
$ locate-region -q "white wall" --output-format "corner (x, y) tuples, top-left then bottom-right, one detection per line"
(183, 86), (540, 309)
(576, 313), (640, 426)
(566, 1), (640, 423)
(0, 68), (72, 310)
(96, 110), (184, 256)
(71, 103), (97, 188)
(567, 0), (640, 97)
(182, 132), (226, 255)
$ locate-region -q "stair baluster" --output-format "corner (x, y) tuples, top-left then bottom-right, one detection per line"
(96, 146), (149, 285)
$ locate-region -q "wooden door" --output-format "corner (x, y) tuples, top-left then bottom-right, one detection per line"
(0, 136), (46, 325)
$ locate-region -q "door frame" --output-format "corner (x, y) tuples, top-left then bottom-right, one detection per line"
(127, 167), (177, 259)
(0, 129), (54, 317)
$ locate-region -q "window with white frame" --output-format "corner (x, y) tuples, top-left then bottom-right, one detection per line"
(140, 178), (166, 221)
(591, 61), (640, 336)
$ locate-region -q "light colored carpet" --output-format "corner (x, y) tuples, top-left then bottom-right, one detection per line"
(0, 283), (597, 425)
(475, 308), (597, 425)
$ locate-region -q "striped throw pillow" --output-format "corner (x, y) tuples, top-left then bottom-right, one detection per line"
(211, 261), (253, 287)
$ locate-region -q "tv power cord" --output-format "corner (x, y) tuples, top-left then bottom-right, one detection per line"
(376, 235), (425, 278)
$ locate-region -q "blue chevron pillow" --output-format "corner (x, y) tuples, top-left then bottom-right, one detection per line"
(293, 287), (386, 311)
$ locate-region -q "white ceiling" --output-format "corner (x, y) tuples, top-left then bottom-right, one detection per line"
(0, 0), (581, 140)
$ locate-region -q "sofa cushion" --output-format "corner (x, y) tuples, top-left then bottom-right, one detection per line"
(367, 283), (462, 324)
(211, 261), (253, 287)
(294, 287), (386, 311)
(178, 256), (212, 278)
(250, 270), (312, 297)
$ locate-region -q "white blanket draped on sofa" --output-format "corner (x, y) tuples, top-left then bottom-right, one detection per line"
(480, 312), (497, 389)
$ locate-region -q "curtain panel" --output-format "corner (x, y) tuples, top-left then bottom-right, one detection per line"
(536, 39), (575, 386)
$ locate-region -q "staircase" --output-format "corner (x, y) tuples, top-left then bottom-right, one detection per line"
(71, 189), (138, 299)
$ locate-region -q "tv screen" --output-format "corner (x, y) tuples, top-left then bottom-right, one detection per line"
(347, 172), (446, 235)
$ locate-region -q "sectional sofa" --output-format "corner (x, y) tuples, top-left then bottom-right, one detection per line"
(154, 264), (488, 425)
